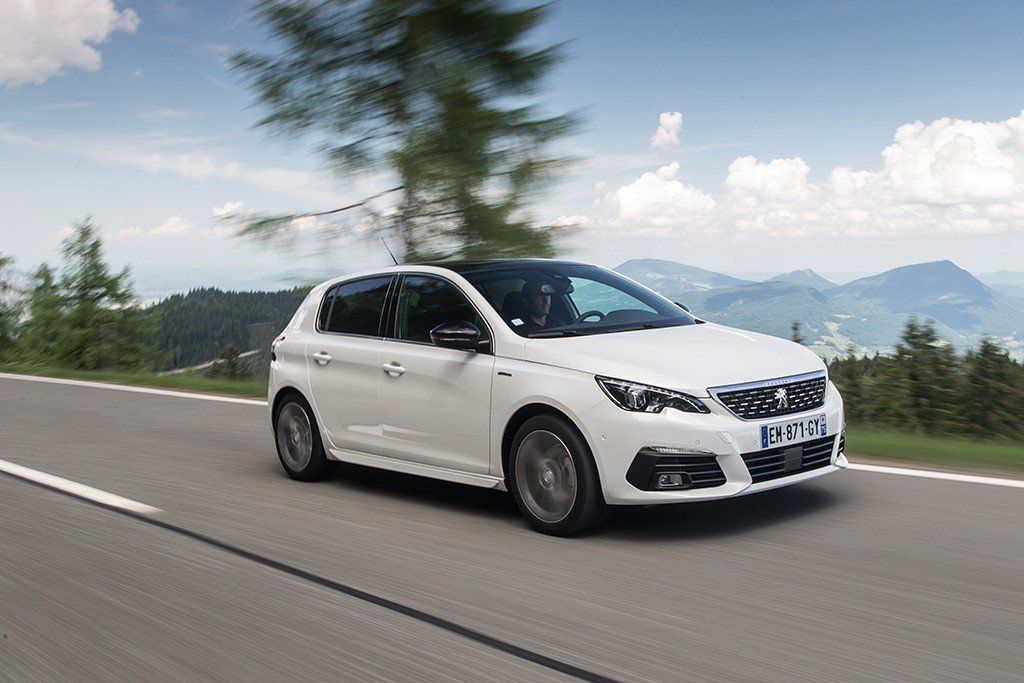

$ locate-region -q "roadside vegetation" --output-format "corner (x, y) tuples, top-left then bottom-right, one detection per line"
(0, 362), (266, 399)
(828, 319), (1024, 443)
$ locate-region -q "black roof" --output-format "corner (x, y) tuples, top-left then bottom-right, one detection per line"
(413, 258), (585, 274)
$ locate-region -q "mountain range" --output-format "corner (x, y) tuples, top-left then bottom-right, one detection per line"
(616, 258), (1024, 360)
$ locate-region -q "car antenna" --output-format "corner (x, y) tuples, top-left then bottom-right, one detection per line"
(381, 237), (399, 265)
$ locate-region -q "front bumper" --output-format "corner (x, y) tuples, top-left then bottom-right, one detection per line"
(578, 380), (846, 505)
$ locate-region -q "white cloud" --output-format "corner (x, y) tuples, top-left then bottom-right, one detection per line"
(650, 112), (683, 149)
(211, 201), (247, 220)
(602, 162), (716, 235)
(150, 215), (191, 237)
(880, 114), (1024, 205)
(116, 225), (142, 239)
(586, 109), (1024, 241)
(0, 124), (341, 205)
(0, 0), (139, 87)
(203, 201), (252, 239)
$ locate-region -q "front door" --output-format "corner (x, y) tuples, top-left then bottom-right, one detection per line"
(380, 274), (495, 474)
(306, 276), (393, 456)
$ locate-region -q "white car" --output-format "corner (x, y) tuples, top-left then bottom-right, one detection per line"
(269, 259), (846, 535)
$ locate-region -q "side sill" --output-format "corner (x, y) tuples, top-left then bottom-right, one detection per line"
(328, 448), (507, 491)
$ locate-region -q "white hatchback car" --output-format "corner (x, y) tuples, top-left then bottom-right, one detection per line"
(269, 259), (846, 535)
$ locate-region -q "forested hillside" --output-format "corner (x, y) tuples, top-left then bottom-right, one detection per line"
(151, 287), (310, 369)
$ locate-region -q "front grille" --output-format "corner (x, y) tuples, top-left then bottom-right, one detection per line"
(626, 449), (726, 491)
(713, 373), (826, 420)
(741, 434), (836, 483)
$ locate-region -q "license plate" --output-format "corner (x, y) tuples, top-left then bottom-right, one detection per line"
(760, 414), (827, 450)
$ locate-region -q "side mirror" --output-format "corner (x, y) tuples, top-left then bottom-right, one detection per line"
(674, 301), (691, 313)
(429, 321), (483, 350)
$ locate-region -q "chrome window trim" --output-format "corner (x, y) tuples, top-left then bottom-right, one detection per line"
(707, 369), (827, 421)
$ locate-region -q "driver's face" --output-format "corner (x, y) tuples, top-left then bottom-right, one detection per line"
(526, 291), (551, 316)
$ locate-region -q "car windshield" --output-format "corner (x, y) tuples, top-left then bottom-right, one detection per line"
(461, 263), (696, 338)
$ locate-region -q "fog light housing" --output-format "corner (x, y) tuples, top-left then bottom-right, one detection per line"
(655, 472), (691, 489)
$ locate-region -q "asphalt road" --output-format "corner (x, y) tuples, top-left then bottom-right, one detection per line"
(1, 376), (1022, 681)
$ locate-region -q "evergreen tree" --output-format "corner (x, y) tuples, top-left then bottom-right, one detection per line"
(16, 263), (64, 363)
(49, 217), (159, 370)
(790, 321), (805, 345)
(0, 253), (17, 359)
(960, 338), (1024, 440)
(892, 318), (960, 432)
(230, 0), (577, 260)
(206, 345), (252, 381)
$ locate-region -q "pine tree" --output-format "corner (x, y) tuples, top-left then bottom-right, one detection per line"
(206, 345), (252, 381)
(790, 321), (805, 345)
(0, 253), (17, 359)
(892, 318), (960, 432)
(17, 263), (64, 364)
(51, 217), (159, 370)
(230, 0), (577, 260)
(961, 338), (1024, 440)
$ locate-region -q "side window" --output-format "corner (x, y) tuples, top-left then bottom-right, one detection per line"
(320, 276), (392, 336)
(395, 275), (485, 344)
(317, 285), (338, 331)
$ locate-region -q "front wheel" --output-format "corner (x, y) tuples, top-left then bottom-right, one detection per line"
(274, 394), (337, 481)
(508, 415), (608, 536)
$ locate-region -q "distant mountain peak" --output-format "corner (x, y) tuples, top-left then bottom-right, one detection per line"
(768, 269), (836, 290)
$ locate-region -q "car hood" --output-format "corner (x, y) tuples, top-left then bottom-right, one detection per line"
(522, 323), (825, 396)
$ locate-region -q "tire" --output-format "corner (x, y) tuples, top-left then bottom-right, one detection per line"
(508, 414), (609, 536)
(273, 393), (337, 481)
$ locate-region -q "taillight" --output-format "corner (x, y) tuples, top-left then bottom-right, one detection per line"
(270, 335), (285, 362)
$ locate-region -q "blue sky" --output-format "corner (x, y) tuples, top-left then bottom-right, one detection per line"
(2, 0), (1024, 296)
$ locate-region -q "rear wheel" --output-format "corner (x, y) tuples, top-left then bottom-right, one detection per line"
(508, 414), (608, 536)
(274, 394), (336, 481)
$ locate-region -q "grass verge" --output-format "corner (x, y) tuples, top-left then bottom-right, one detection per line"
(1, 364), (1021, 478)
(0, 363), (266, 399)
(845, 426), (1024, 477)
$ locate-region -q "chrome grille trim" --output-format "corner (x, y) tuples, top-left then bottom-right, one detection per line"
(708, 370), (827, 421)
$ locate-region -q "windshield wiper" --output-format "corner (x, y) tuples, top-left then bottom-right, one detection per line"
(528, 328), (582, 338)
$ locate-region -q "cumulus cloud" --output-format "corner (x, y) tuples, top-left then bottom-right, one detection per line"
(211, 201), (247, 220)
(602, 162), (716, 235)
(0, 0), (139, 87)
(150, 215), (191, 237)
(650, 112), (683, 149)
(587, 109), (1024, 240)
(116, 225), (142, 239)
(202, 202), (256, 239)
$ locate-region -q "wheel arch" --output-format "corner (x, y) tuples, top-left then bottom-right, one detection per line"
(500, 402), (599, 483)
(271, 385), (308, 425)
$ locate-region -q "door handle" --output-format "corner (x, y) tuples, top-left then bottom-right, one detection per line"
(382, 362), (406, 376)
(311, 351), (332, 365)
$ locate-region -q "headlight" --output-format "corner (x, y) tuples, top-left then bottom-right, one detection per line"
(596, 376), (709, 414)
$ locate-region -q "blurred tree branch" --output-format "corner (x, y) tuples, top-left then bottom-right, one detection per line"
(230, 0), (579, 261)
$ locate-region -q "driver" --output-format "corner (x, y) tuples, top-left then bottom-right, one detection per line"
(520, 279), (567, 332)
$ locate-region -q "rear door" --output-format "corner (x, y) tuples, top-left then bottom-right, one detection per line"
(380, 274), (495, 474)
(306, 276), (394, 456)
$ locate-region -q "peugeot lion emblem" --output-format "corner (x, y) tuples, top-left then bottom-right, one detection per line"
(774, 387), (789, 409)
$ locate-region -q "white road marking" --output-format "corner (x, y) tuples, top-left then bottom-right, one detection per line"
(847, 462), (1024, 489)
(0, 372), (267, 406)
(2, 372), (1022, 490)
(0, 458), (162, 515)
